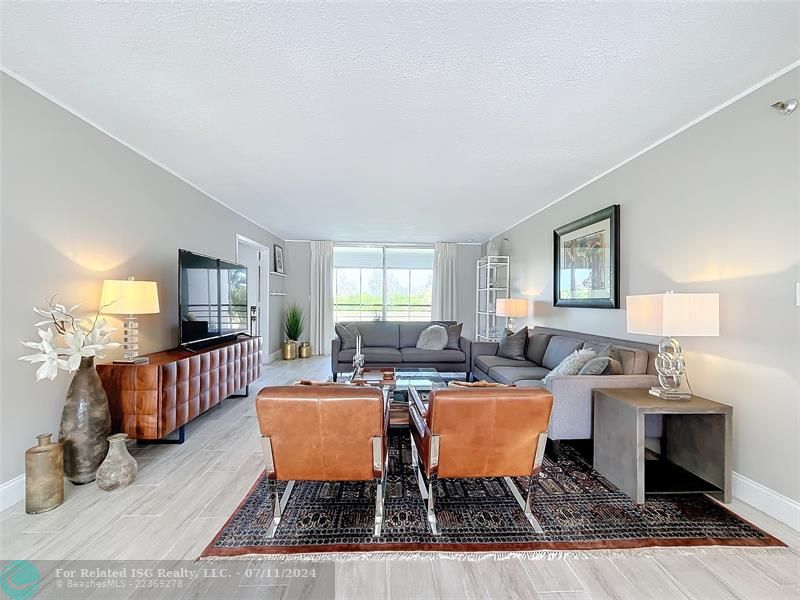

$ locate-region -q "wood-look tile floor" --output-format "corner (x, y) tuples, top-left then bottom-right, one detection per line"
(2, 356), (798, 599)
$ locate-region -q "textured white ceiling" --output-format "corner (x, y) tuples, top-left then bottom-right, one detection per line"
(2, 2), (798, 242)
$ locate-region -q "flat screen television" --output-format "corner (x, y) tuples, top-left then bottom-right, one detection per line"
(179, 249), (248, 346)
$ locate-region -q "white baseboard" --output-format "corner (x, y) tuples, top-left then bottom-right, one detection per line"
(266, 349), (282, 363)
(733, 471), (800, 531)
(0, 474), (25, 511)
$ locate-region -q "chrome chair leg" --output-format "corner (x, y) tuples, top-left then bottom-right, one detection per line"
(374, 475), (386, 537)
(427, 477), (439, 535)
(266, 479), (295, 539)
(504, 475), (543, 534)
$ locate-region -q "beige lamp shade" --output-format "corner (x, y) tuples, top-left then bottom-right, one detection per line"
(496, 298), (528, 318)
(100, 279), (160, 315)
(626, 293), (718, 337)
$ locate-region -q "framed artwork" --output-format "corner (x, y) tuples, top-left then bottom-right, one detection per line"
(553, 204), (619, 308)
(274, 244), (285, 274)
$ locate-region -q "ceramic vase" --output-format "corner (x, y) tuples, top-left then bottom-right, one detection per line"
(59, 356), (111, 484)
(96, 434), (138, 491)
(25, 433), (64, 514)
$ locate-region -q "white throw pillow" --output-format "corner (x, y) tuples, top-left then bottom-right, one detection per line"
(416, 325), (448, 351)
(543, 349), (597, 384)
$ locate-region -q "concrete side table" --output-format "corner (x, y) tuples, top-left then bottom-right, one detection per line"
(593, 388), (732, 504)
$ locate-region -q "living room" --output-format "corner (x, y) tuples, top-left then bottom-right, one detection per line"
(1, 2), (798, 599)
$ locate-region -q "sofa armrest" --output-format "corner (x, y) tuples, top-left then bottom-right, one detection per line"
(470, 341), (498, 373)
(545, 374), (658, 397)
(471, 341), (498, 359)
(458, 336), (472, 369)
(331, 337), (341, 375)
(544, 374), (658, 440)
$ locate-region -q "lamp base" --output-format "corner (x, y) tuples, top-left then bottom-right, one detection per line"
(648, 386), (691, 401)
(113, 357), (150, 365)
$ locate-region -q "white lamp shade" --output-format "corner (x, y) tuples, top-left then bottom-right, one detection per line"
(626, 293), (718, 337)
(100, 279), (160, 315)
(496, 298), (528, 318)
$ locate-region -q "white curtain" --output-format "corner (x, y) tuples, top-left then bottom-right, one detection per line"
(432, 242), (458, 321)
(309, 240), (334, 355)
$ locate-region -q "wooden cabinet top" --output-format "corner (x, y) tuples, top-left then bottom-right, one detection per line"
(98, 336), (262, 367)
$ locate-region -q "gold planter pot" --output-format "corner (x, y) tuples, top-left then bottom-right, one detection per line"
(282, 340), (298, 360)
(298, 342), (312, 359)
(25, 433), (64, 514)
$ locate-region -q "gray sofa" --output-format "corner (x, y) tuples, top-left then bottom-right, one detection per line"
(472, 326), (659, 441)
(331, 321), (472, 380)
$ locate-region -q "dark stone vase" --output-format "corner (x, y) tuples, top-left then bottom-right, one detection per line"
(59, 356), (111, 484)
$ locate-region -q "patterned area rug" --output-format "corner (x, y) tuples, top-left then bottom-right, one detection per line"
(202, 431), (782, 557)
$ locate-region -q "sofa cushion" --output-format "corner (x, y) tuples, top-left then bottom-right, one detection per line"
(441, 322), (463, 350)
(416, 325), (448, 350)
(335, 322), (360, 350)
(338, 346), (402, 363)
(541, 336), (584, 370)
(399, 322), (430, 348)
(543, 349), (597, 384)
(497, 326), (528, 360)
(398, 321), (457, 348)
(488, 366), (551, 384)
(525, 332), (552, 365)
(579, 356), (622, 376)
(582, 341), (648, 374)
(475, 355), (536, 373)
(400, 348), (466, 363)
(356, 321), (400, 348)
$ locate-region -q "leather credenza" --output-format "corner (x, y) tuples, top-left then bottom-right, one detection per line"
(97, 337), (262, 441)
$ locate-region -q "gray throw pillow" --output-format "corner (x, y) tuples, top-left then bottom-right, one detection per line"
(437, 322), (462, 350)
(543, 348), (597, 384)
(497, 326), (528, 361)
(335, 323), (360, 350)
(578, 356), (622, 376)
(417, 325), (448, 350)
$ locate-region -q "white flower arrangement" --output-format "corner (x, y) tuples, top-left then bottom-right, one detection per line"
(19, 296), (120, 381)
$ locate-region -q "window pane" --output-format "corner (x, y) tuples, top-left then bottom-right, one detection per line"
(386, 269), (410, 320)
(333, 245), (432, 323)
(385, 247), (434, 269)
(334, 246), (383, 268)
(410, 269), (433, 320)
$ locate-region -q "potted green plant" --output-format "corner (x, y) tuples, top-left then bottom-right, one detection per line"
(282, 304), (304, 360)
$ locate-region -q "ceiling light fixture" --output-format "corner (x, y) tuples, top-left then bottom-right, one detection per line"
(770, 98), (798, 115)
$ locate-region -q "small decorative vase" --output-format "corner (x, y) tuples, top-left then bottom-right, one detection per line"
(25, 433), (64, 514)
(298, 342), (311, 359)
(282, 340), (298, 360)
(96, 434), (138, 491)
(59, 356), (111, 484)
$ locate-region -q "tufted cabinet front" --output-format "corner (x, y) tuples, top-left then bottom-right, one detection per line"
(98, 337), (262, 440)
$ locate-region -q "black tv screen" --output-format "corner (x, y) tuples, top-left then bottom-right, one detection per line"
(179, 249), (248, 345)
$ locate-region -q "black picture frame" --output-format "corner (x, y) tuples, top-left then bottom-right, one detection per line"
(553, 204), (620, 309)
(274, 244), (285, 275)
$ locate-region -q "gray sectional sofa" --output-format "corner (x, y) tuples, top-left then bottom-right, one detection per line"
(472, 326), (659, 441)
(331, 321), (471, 380)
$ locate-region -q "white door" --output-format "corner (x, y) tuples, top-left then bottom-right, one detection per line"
(236, 237), (269, 362)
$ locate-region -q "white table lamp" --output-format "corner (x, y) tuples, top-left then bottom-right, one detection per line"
(496, 298), (528, 333)
(627, 292), (719, 399)
(100, 277), (160, 363)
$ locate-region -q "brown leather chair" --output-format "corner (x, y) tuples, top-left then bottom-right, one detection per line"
(409, 385), (554, 534)
(255, 384), (389, 537)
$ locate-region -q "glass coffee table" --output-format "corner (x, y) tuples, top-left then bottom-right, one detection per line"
(347, 367), (447, 427)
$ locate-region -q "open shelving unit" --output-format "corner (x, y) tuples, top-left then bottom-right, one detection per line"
(475, 255), (510, 342)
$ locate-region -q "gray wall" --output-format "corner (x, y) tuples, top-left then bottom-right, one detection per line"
(484, 68), (800, 502)
(285, 242), (480, 346)
(0, 74), (286, 483)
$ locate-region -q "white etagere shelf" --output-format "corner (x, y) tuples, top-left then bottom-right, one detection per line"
(475, 255), (510, 342)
